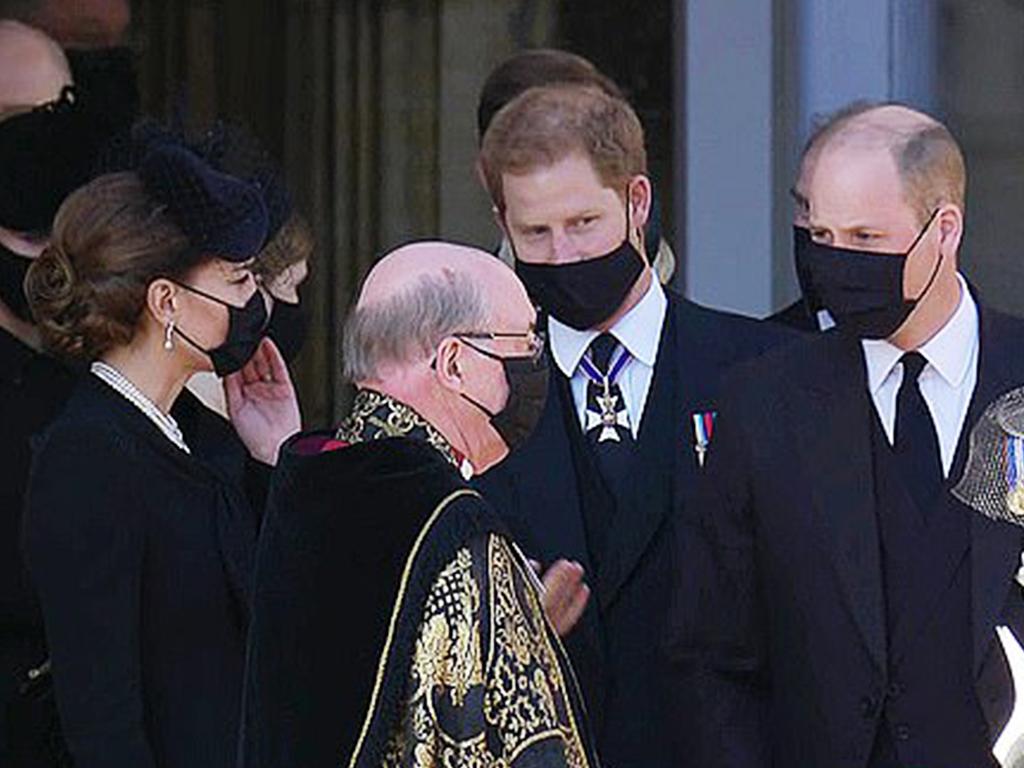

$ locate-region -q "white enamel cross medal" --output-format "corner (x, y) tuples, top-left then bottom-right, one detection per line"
(580, 341), (633, 443)
(586, 382), (630, 442)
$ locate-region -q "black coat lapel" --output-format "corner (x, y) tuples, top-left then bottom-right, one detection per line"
(972, 515), (1019, 679)
(968, 306), (1024, 678)
(548, 371), (611, 729)
(886, 488), (970, 666)
(482, 364), (592, 570)
(804, 335), (888, 671)
(597, 304), (683, 611)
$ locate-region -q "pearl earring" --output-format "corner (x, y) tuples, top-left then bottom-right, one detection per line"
(163, 320), (175, 351)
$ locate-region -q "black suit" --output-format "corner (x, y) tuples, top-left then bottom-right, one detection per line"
(477, 290), (793, 768)
(689, 300), (1024, 767)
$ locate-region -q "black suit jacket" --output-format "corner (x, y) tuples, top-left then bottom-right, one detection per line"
(22, 376), (258, 768)
(477, 290), (793, 768)
(689, 301), (1024, 767)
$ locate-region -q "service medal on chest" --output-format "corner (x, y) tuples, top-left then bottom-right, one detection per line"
(1007, 435), (1024, 520)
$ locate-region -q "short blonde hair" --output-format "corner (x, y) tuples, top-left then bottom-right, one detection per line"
(817, 104), (968, 224)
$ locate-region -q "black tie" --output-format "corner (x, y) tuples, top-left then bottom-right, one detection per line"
(583, 334), (635, 495)
(893, 352), (943, 516)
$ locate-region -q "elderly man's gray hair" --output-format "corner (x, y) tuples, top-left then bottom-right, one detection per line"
(342, 268), (488, 382)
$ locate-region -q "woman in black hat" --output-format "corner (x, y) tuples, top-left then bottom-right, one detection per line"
(20, 143), (300, 768)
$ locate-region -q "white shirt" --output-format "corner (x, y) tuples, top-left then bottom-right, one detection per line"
(860, 274), (979, 476)
(549, 273), (667, 438)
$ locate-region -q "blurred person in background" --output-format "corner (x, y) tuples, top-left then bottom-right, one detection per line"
(0, 19), (85, 766)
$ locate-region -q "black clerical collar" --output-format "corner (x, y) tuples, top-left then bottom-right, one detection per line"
(335, 389), (465, 473)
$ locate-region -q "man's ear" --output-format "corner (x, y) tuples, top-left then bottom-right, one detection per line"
(628, 175), (653, 235)
(937, 203), (964, 258)
(0, 225), (49, 258)
(433, 336), (464, 393)
(626, 174), (651, 249)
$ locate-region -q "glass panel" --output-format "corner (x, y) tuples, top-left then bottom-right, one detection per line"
(939, 0), (1024, 315)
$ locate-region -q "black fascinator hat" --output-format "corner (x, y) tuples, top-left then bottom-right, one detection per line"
(136, 135), (269, 262)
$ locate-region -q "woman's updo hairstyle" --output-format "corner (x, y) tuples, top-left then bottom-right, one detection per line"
(27, 124), (271, 362)
(25, 171), (196, 362)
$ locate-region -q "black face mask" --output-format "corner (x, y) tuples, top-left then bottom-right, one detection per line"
(792, 226), (824, 317)
(0, 244), (32, 322)
(0, 87), (107, 233)
(172, 282), (268, 376)
(511, 194), (645, 330)
(455, 340), (550, 453)
(66, 46), (141, 139)
(798, 210), (942, 339)
(266, 296), (309, 364)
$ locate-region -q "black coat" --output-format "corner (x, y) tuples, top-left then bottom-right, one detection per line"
(0, 327), (75, 764)
(764, 299), (818, 333)
(238, 426), (601, 768)
(22, 375), (259, 768)
(477, 291), (794, 768)
(688, 302), (1024, 767)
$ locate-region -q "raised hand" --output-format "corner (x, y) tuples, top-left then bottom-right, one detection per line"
(224, 337), (301, 465)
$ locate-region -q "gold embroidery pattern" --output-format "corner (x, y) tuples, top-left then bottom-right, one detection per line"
(485, 537), (588, 768)
(350, 489), (482, 768)
(383, 535), (590, 768)
(412, 549), (484, 708)
(386, 545), (486, 768)
(337, 389), (460, 470)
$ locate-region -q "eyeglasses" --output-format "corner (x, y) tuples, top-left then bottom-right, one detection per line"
(456, 329), (546, 363)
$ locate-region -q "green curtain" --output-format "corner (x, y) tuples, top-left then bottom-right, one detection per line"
(132, 0), (560, 424)
(130, 0), (692, 424)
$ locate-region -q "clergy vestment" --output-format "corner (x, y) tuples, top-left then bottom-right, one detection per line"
(239, 390), (598, 768)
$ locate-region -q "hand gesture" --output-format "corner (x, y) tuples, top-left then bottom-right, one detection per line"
(538, 559), (590, 637)
(225, 337), (301, 465)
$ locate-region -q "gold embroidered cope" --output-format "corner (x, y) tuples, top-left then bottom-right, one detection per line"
(381, 535), (590, 768)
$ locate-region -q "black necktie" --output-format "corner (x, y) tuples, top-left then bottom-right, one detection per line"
(583, 334), (635, 496)
(893, 352), (943, 515)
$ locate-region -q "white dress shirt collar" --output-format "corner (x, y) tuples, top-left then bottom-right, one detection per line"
(549, 271), (667, 378)
(861, 273), (977, 395)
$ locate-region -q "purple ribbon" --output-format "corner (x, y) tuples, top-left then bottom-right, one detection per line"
(578, 342), (632, 388)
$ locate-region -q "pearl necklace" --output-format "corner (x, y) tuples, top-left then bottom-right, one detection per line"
(90, 361), (190, 454)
